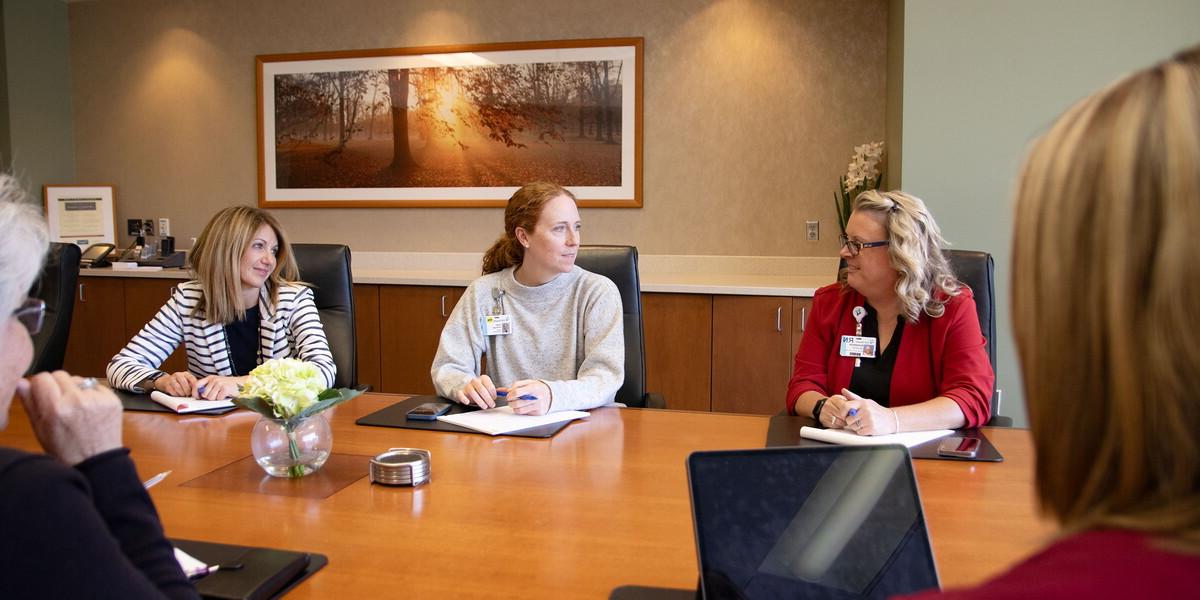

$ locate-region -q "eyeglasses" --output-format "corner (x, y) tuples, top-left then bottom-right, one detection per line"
(839, 233), (890, 257)
(13, 297), (46, 335)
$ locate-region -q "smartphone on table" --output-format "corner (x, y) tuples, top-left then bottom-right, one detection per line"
(406, 402), (452, 421)
(937, 436), (982, 458)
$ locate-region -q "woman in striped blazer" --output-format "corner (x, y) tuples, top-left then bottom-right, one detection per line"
(107, 206), (335, 400)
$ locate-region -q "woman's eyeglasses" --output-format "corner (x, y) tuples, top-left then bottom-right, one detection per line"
(839, 234), (890, 257)
(13, 297), (46, 335)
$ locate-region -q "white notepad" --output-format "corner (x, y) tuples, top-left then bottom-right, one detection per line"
(437, 406), (589, 435)
(799, 426), (952, 448)
(150, 391), (236, 414)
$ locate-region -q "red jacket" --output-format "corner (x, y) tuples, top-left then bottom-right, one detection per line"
(786, 283), (993, 427)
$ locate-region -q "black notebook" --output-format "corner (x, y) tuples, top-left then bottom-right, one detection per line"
(114, 387), (238, 416)
(171, 539), (326, 600)
(356, 395), (575, 438)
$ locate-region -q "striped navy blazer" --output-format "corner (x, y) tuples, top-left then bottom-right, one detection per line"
(107, 281), (336, 391)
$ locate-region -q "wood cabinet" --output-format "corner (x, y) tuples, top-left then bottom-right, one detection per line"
(61, 276), (819, 417)
(378, 285), (464, 395)
(63, 278), (189, 378)
(711, 296), (795, 415)
(123, 278), (187, 374)
(642, 293), (713, 411)
(353, 284), (382, 392)
(63, 278), (128, 377)
(792, 297), (813, 355)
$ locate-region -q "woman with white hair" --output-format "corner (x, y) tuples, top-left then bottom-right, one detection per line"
(0, 175), (197, 598)
(787, 190), (994, 433)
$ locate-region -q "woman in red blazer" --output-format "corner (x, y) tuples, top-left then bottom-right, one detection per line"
(787, 190), (993, 433)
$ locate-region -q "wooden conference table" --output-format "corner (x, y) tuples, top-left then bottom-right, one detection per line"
(5, 393), (1053, 598)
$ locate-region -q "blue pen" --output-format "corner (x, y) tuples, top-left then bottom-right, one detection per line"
(848, 408), (858, 417)
(496, 390), (537, 401)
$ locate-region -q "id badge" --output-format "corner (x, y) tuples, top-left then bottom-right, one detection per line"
(840, 335), (878, 358)
(480, 314), (512, 336)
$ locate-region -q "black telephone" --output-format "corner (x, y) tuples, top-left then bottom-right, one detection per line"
(80, 243), (116, 268)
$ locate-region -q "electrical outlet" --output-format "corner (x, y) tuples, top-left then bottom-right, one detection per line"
(127, 219), (142, 236)
(142, 219), (155, 237)
(158, 218), (171, 237)
(805, 220), (819, 241)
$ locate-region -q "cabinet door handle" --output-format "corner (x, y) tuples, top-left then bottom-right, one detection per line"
(776, 306), (783, 332)
(801, 307), (808, 332)
(79, 283), (86, 303)
(440, 295), (448, 318)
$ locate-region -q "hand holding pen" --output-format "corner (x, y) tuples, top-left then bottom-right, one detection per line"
(837, 388), (893, 436)
(499, 380), (552, 416)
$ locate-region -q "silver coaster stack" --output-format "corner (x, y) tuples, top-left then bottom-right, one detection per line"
(369, 448), (432, 486)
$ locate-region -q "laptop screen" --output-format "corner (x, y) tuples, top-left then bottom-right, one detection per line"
(687, 445), (940, 599)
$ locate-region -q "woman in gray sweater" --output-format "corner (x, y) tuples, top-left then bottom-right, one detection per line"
(431, 182), (624, 415)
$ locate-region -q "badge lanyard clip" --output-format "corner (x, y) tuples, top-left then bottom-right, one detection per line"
(481, 288), (513, 337)
(852, 305), (867, 367)
(491, 288), (506, 316)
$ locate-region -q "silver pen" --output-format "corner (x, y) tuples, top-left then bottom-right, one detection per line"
(142, 470), (172, 489)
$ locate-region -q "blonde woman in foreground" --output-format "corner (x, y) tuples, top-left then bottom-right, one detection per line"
(904, 44), (1200, 598)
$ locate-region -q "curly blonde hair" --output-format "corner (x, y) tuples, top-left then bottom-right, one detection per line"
(848, 190), (959, 322)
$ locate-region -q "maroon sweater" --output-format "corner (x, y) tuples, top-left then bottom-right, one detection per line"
(900, 529), (1200, 599)
(787, 283), (993, 426)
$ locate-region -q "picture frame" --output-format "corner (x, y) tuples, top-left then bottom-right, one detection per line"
(43, 184), (117, 249)
(257, 38), (642, 208)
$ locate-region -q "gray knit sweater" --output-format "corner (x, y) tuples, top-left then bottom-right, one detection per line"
(430, 266), (625, 412)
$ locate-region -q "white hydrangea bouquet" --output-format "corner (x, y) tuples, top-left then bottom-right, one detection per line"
(835, 141), (885, 232)
(234, 358), (362, 478)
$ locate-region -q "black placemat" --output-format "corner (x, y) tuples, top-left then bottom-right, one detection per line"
(113, 386), (239, 416)
(764, 413), (1004, 462)
(355, 395), (574, 438)
(609, 585), (698, 600)
(171, 538), (327, 600)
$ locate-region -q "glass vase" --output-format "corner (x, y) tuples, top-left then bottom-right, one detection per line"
(250, 414), (332, 478)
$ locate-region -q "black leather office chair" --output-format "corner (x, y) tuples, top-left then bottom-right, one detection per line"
(575, 245), (664, 408)
(945, 249), (1011, 427)
(292, 244), (358, 389)
(26, 243), (82, 375)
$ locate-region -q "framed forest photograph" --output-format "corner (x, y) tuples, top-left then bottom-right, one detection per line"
(257, 38), (642, 208)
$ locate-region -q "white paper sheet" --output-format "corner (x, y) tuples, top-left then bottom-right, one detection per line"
(150, 391), (236, 414)
(437, 406), (588, 435)
(799, 426), (952, 448)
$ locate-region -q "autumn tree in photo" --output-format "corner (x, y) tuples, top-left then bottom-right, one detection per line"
(272, 58), (625, 189)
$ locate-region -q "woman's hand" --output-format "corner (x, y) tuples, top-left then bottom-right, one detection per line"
(193, 375), (248, 401)
(502, 380), (552, 416)
(150, 371), (198, 397)
(18, 371), (123, 466)
(455, 375), (497, 409)
(830, 388), (898, 436)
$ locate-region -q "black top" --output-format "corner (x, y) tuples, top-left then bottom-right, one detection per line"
(225, 305), (261, 376)
(0, 446), (198, 599)
(847, 302), (906, 407)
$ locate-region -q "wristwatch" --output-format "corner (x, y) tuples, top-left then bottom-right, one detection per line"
(811, 396), (829, 427)
(139, 371), (167, 393)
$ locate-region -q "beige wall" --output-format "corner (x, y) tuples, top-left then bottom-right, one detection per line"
(68, 0), (887, 256)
